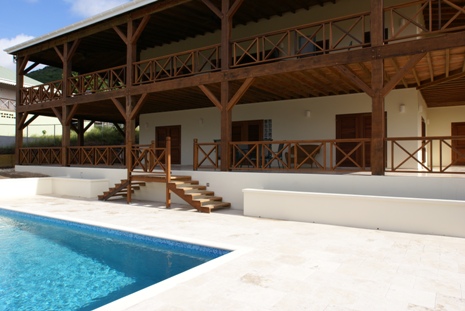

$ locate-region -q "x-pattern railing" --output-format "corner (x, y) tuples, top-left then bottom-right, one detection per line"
(68, 65), (126, 96)
(130, 144), (168, 173)
(20, 80), (63, 106)
(195, 139), (369, 171)
(385, 0), (465, 43)
(193, 140), (220, 170)
(19, 147), (62, 165)
(133, 44), (221, 84)
(68, 146), (125, 166)
(388, 136), (465, 173)
(232, 12), (370, 67)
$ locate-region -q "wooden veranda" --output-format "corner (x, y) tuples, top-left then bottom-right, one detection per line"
(6, 0), (465, 178)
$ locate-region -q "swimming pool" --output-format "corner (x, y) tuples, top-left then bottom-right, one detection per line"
(0, 208), (230, 311)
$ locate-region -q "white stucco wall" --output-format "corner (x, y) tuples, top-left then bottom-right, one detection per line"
(139, 88), (422, 167)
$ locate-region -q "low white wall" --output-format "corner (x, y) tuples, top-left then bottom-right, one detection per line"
(51, 177), (109, 198)
(243, 189), (465, 238)
(0, 178), (52, 197)
(0, 177), (109, 199)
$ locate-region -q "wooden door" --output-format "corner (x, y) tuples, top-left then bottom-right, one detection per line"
(232, 120), (263, 141)
(156, 125), (181, 164)
(451, 122), (465, 165)
(336, 113), (380, 168)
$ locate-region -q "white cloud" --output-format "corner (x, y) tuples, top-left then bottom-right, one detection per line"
(0, 35), (35, 71)
(64, 0), (131, 18)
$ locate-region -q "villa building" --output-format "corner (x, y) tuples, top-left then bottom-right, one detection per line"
(4, 0), (465, 216)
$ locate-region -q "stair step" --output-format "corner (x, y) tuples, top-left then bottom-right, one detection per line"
(192, 196), (223, 203)
(184, 190), (215, 196)
(170, 180), (199, 185)
(176, 184), (207, 190)
(199, 202), (231, 213)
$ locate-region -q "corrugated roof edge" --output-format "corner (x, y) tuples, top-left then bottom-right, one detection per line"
(4, 0), (157, 54)
(0, 66), (42, 87)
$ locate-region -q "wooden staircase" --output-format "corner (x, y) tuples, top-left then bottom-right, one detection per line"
(98, 174), (231, 213)
(167, 176), (231, 213)
(98, 179), (146, 201)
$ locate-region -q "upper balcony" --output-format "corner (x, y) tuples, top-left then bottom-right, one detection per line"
(17, 0), (465, 115)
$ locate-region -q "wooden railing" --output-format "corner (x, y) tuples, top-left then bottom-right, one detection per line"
(385, 0), (465, 43)
(68, 146), (125, 166)
(387, 136), (465, 173)
(130, 141), (170, 175)
(18, 147), (62, 165)
(18, 146), (125, 166)
(20, 80), (63, 106)
(195, 136), (465, 174)
(231, 12), (371, 67)
(68, 65), (126, 96)
(133, 44), (221, 85)
(194, 139), (371, 172)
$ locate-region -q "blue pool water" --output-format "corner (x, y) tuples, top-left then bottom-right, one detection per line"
(0, 208), (229, 311)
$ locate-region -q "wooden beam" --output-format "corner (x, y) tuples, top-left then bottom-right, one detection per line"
(113, 25), (128, 44)
(382, 53), (426, 96)
(227, 0), (245, 18)
(65, 104), (79, 126)
(199, 85), (221, 109)
(227, 77), (254, 111)
(23, 114), (39, 128)
(201, 0), (222, 18)
(16, 113), (29, 131)
(24, 62), (40, 74)
(113, 122), (125, 137)
(130, 93), (148, 120)
(418, 70), (465, 90)
(84, 120), (95, 132)
(390, 58), (409, 88)
(131, 15), (151, 44)
(111, 97), (127, 118)
(52, 107), (62, 122)
(333, 65), (373, 97)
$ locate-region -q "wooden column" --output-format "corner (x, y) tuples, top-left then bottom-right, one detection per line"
(15, 56), (27, 165)
(220, 81), (232, 171)
(370, 0), (385, 175)
(61, 105), (71, 166)
(77, 118), (85, 146)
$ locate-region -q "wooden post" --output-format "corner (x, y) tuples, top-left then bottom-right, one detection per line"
(61, 105), (70, 166)
(193, 138), (198, 171)
(15, 56), (27, 165)
(77, 118), (85, 146)
(370, 0), (385, 175)
(125, 96), (136, 204)
(220, 81), (232, 171)
(166, 137), (172, 208)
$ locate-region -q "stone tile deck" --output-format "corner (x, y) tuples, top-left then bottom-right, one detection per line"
(2, 195), (464, 310)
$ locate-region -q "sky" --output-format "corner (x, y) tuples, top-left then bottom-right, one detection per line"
(0, 0), (132, 71)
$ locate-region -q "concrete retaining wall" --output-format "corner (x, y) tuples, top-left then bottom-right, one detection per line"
(243, 188), (465, 238)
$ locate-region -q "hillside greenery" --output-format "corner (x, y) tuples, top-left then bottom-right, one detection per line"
(27, 66), (63, 83)
(0, 125), (139, 154)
